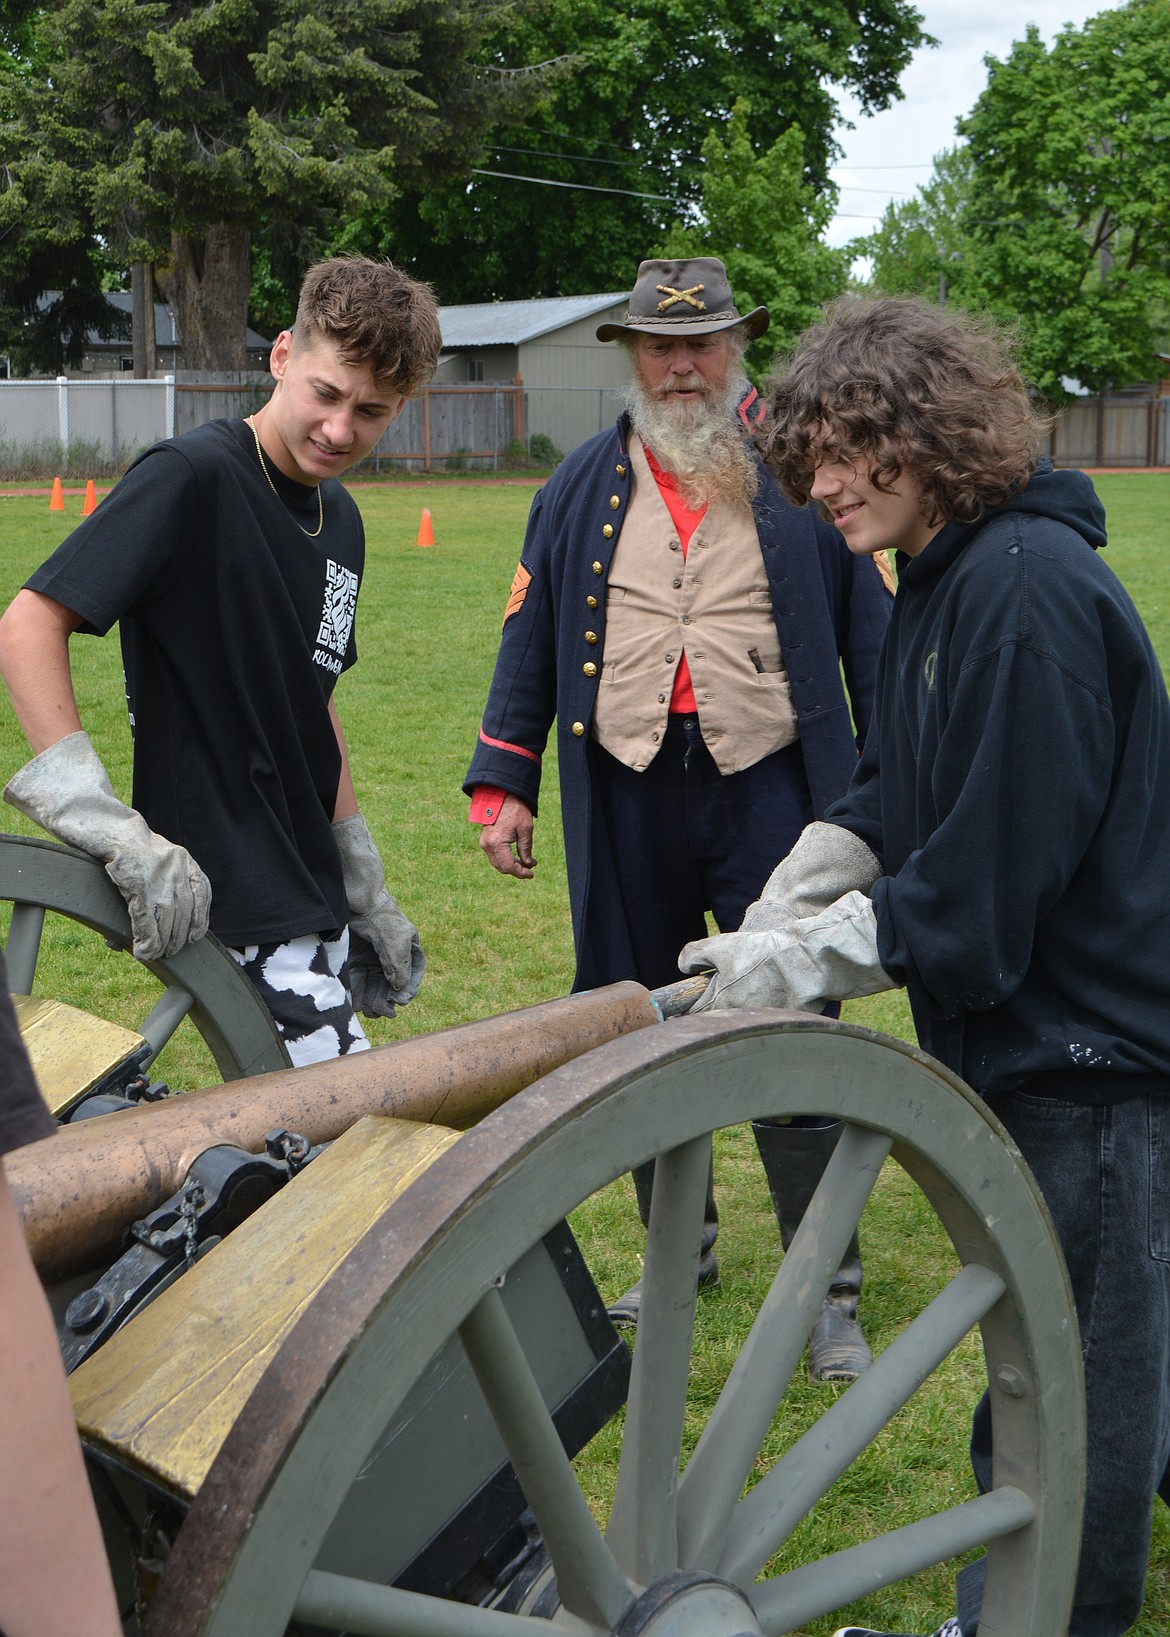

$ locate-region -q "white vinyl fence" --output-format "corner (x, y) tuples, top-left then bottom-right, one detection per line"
(0, 377), (176, 472)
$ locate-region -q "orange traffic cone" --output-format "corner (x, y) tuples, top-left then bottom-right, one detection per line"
(82, 479), (98, 516)
(416, 507), (435, 547)
(49, 476), (64, 511)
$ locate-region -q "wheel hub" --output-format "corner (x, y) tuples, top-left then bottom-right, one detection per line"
(612, 1570), (763, 1636)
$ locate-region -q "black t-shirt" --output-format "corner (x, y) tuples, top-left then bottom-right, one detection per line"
(27, 419), (364, 944)
(0, 955), (55, 1157)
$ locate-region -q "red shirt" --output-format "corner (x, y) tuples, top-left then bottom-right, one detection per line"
(642, 444), (703, 715)
(471, 443), (705, 822)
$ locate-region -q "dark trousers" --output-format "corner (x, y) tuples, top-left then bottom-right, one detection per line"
(592, 718), (834, 1249)
(590, 715), (814, 989)
(959, 1088), (1170, 1637)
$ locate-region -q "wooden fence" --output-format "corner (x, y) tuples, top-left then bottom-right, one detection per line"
(1044, 393), (1170, 469)
(175, 378), (529, 472)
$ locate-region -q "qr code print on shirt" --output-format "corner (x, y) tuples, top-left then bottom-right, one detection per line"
(317, 559), (358, 657)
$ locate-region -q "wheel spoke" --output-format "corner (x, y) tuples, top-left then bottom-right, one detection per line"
(676, 1123), (891, 1568)
(295, 1568), (541, 1636)
(607, 1132), (711, 1584)
(751, 1486), (1037, 1636)
(457, 1285), (634, 1630)
(139, 983), (196, 1063)
(5, 901), (46, 995)
(717, 1261), (1008, 1584)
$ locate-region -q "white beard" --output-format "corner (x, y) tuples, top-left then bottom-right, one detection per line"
(626, 361), (759, 509)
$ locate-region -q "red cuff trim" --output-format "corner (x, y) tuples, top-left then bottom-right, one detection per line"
(469, 786), (507, 824)
(477, 727), (541, 763)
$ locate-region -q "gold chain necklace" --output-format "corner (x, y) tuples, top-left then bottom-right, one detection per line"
(247, 415), (324, 538)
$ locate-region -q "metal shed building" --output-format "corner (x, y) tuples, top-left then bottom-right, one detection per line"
(434, 291), (630, 456)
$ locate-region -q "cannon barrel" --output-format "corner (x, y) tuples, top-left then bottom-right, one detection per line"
(9, 981), (660, 1280)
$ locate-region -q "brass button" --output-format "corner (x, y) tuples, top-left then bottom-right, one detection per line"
(586, 595), (598, 609)
(652, 730), (660, 742)
(665, 652), (674, 663)
(682, 615), (692, 625)
(609, 495), (620, 510)
(585, 630), (598, 645)
(672, 577), (682, 588)
(658, 693), (666, 703)
(593, 560), (603, 574)
(669, 540), (681, 551)
(616, 463), (626, 476)
(602, 524), (614, 539)
(572, 721), (585, 737)
(583, 662), (597, 678)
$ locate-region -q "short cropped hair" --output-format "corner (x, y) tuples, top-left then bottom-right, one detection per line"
(293, 256), (442, 395)
(762, 296), (1052, 524)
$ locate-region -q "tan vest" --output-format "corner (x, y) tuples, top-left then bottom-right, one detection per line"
(593, 433), (799, 775)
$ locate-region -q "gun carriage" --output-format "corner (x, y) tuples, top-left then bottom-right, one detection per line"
(1, 833), (1085, 1637)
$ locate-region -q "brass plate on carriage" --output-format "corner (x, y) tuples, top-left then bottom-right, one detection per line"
(70, 1114), (462, 1499)
(14, 995), (146, 1117)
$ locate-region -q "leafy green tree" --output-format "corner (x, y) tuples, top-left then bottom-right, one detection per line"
(958, 0), (1170, 396)
(357, 0), (932, 304)
(861, 1), (1170, 398)
(658, 100), (849, 377)
(0, 1), (554, 369)
(0, 6), (129, 374)
(860, 145), (972, 306)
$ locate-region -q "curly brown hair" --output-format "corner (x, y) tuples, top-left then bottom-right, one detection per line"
(762, 295), (1052, 525)
(293, 256), (441, 395)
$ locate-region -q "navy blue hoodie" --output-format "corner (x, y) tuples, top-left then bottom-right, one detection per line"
(829, 463), (1170, 1101)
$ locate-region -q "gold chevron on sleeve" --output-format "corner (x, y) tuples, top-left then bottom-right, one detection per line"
(504, 562), (533, 624)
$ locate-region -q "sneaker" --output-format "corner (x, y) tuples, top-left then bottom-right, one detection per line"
(607, 1249), (720, 1328)
(831, 1620), (961, 1637)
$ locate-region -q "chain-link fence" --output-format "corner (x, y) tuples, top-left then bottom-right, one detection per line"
(0, 378), (177, 478)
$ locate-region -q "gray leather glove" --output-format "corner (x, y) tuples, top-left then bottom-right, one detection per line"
(680, 890), (895, 1013)
(332, 812), (425, 1017)
(4, 730), (211, 961)
(740, 821), (883, 934)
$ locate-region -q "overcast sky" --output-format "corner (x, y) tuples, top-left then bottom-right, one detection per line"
(827, 0), (1107, 256)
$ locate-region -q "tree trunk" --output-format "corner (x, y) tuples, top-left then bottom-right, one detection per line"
(131, 262), (157, 376)
(154, 223), (253, 371)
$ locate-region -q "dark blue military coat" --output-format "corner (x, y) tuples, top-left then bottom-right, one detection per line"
(465, 413), (892, 989)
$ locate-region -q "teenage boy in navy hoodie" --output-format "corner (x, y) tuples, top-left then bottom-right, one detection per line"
(681, 295), (1170, 1637)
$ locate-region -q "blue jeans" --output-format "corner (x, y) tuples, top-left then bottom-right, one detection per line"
(958, 1089), (1170, 1637)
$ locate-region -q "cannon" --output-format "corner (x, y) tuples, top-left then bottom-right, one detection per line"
(2, 834), (1085, 1637)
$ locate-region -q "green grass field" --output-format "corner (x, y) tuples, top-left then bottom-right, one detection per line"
(1, 471), (1168, 1633)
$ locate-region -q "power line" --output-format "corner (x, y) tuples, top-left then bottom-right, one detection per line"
(830, 162), (939, 171)
(469, 168), (675, 203)
(492, 142), (630, 169)
(511, 122), (641, 158)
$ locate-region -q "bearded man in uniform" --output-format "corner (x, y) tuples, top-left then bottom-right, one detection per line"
(464, 258), (892, 1372)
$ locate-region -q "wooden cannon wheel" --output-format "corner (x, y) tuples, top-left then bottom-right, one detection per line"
(142, 1012), (1085, 1637)
(0, 832), (290, 1087)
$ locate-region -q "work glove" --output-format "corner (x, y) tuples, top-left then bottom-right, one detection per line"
(680, 890), (895, 1014)
(739, 821), (883, 934)
(332, 812), (425, 1017)
(4, 730), (211, 961)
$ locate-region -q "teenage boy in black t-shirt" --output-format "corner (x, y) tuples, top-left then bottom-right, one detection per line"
(0, 257), (442, 1065)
